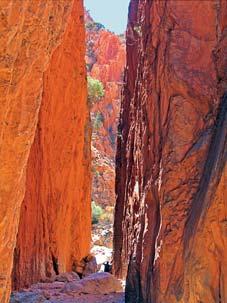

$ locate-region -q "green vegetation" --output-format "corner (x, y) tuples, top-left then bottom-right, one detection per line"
(92, 112), (104, 130)
(92, 201), (104, 224)
(100, 207), (114, 224)
(87, 76), (105, 105)
(86, 21), (105, 31)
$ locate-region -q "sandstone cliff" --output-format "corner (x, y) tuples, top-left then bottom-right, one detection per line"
(0, 0), (90, 301)
(85, 12), (125, 207)
(113, 1), (227, 302)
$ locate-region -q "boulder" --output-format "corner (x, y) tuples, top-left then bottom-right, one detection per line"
(54, 272), (80, 283)
(83, 255), (98, 277)
(63, 272), (123, 295)
(10, 292), (46, 303)
(30, 282), (65, 291)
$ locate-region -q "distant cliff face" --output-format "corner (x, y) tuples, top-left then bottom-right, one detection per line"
(113, 1), (227, 302)
(85, 12), (126, 207)
(0, 0), (90, 300)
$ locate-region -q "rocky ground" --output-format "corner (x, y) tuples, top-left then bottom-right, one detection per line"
(11, 224), (124, 303)
(92, 222), (113, 248)
(91, 220), (114, 270)
(10, 272), (125, 303)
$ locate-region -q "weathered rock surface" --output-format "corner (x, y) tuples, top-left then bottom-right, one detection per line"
(12, 0), (91, 291)
(85, 12), (125, 207)
(10, 292), (124, 303)
(113, 1), (227, 302)
(0, 0), (78, 301)
(54, 272), (80, 283)
(82, 255), (98, 277)
(10, 273), (124, 303)
(64, 272), (122, 294)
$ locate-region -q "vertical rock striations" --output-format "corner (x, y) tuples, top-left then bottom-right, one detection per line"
(113, 1), (227, 302)
(0, 0), (91, 300)
(85, 12), (126, 207)
(0, 0), (74, 301)
(12, 0), (91, 291)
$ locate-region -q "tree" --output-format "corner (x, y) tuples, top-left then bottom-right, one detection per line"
(87, 76), (105, 105)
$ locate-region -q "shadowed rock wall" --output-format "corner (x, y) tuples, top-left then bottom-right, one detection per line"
(113, 1), (227, 302)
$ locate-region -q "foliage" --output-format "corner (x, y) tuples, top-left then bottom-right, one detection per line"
(87, 76), (105, 104)
(95, 22), (105, 31)
(86, 21), (105, 31)
(92, 201), (104, 224)
(92, 111), (104, 130)
(100, 209), (114, 224)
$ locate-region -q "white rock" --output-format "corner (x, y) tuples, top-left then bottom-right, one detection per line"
(63, 272), (123, 295)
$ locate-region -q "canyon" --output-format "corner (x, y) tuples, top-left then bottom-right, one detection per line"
(85, 11), (126, 254)
(0, 0), (226, 303)
(85, 11), (125, 208)
(113, 0), (227, 303)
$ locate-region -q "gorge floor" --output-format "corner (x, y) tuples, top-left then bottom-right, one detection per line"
(10, 272), (125, 303)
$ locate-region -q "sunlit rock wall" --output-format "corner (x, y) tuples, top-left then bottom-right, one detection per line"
(85, 12), (125, 207)
(0, 0), (76, 301)
(0, 0), (91, 300)
(12, 0), (91, 290)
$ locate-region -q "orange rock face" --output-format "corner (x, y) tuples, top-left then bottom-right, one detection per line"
(85, 12), (125, 207)
(0, 1), (74, 301)
(113, 1), (227, 302)
(0, 0), (90, 300)
(12, 1), (91, 291)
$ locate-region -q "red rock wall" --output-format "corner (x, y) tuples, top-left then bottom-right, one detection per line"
(113, 1), (227, 302)
(12, 1), (91, 290)
(0, 1), (76, 301)
(85, 14), (125, 207)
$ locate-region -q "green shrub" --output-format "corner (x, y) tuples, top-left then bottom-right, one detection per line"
(87, 76), (105, 105)
(94, 22), (105, 31)
(92, 201), (104, 224)
(92, 111), (104, 130)
(86, 21), (105, 31)
(100, 212), (113, 224)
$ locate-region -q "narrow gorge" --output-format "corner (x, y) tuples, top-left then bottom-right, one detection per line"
(0, 1), (226, 303)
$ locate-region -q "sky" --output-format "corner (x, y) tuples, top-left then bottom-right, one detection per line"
(84, 0), (130, 34)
